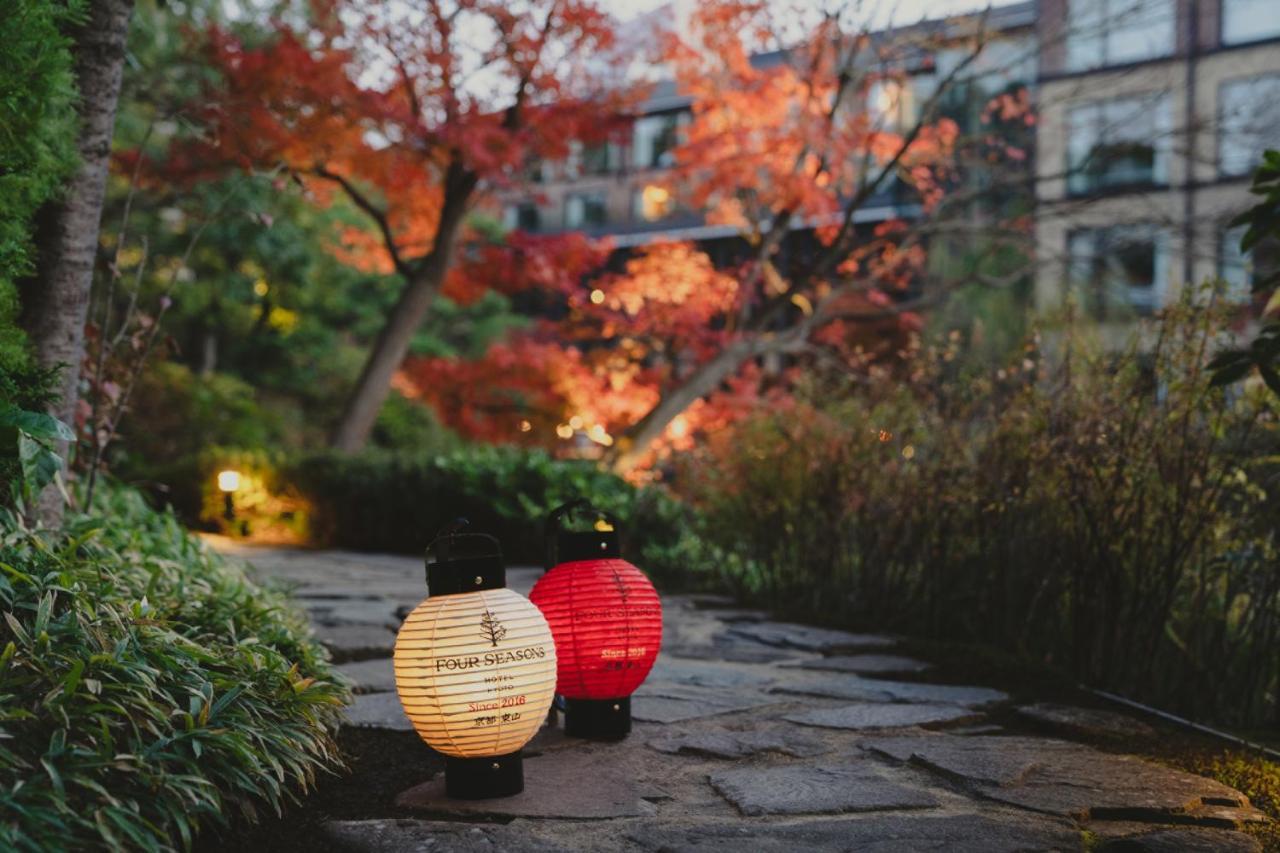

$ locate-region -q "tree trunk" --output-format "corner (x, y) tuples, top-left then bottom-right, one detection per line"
(610, 338), (761, 474)
(329, 172), (475, 451)
(20, 0), (135, 524)
(329, 260), (443, 451)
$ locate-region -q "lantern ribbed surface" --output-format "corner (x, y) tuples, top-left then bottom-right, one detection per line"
(393, 587), (557, 758)
(529, 558), (663, 700)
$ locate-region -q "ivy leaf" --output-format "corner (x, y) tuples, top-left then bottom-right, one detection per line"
(0, 405), (74, 442)
(18, 433), (62, 496)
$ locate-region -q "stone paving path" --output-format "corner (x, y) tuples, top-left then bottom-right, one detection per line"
(212, 540), (1271, 853)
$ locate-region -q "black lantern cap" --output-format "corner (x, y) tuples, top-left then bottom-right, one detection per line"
(544, 499), (622, 569)
(426, 523), (507, 596)
(445, 752), (523, 799)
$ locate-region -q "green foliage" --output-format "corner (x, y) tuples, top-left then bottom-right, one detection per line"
(1211, 149), (1280, 396)
(110, 363), (284, 518)
(0, 0), (81, 312)
(0, 483), (347, 852)
(677, 295), (1280, 728)
(0, 403), (74, 504)
(284, 446), (693, 575)
(0, 361), (60, 499)
(0, 0), (81, 495)
(1180, 750), (1280, 849)
(370, 391), (461, 452)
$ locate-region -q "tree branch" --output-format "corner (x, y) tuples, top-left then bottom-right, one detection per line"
(311, 164), (413, 278)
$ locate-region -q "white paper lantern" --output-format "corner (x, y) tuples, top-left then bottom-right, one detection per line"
(393, 533), (556, 798)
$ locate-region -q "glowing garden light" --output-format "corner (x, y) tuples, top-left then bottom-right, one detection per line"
(393, 529), (557, 799)
(529, 501), (663, 740)
(216, 469), (241, 521)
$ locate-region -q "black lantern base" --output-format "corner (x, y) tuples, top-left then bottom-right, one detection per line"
(564, 696), (632, 740)
(445, 751), (523, 799)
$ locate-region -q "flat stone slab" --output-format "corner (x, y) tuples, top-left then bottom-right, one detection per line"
(304, 598), (403, 628)
(343, 691), (412, 731)
(773, 673), (1006, 708)
(785, 702), (980, 731)
(628, 813), (1082, 852)
(785, 654), (931, 675)
(334, 657), (396, 693)
(709, 762), (939, 816)
(648, 727), (829, 760)
(862, 734), (1266, 827)
(313, 623), (396, 661)
(645, 656), (778, 691)
(1015, 702), (1156, 741)
(726, 621), (897, 652)
(1097, 828), (1263, 852)
(872, 680), (1008, 707)
(396, 749), (658, 819)
(321, 819), (572, 853)
(631, 692), (775, 724)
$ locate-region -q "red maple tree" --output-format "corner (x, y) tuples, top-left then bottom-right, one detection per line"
(399, 0), (1032, 473)
(173, 0), (636, 449)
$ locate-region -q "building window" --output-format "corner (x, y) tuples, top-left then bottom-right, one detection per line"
(580, 142), (617, 176)
(1067, 93), (1171, 195)
(1218, 74), (1280, 178)
(632, 112), (685, 170)
(565, 141), (619, 179)
(1067, 224), (1168, 317)
(635, 184), (673, 222)
(868, 78), (917, 133)
(505, 202), (541, 232)
(1065, 0), (1175, 71)
(565, 194), (608, 229)
(1222, 0), (1280, 45)
(1220, 224), (1279, 302)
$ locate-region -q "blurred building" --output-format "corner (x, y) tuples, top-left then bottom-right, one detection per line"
(500, 3), (1038, 266)
(500, 0), (1279, 327)
(1034, 0), (1280, 320)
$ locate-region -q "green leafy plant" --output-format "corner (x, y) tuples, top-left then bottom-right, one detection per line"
(1210, 149), (1280, 396)
(0, 403), (73, 504)
(0, 483), (348, 851)
(678, 295), (1280, 728)
(236, 445), (697, 581)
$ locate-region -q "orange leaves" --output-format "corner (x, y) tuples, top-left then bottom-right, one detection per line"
(659, 0), (970, 237)
(395, 335), (658, 448)
(164, 0), (632, 285)
(581, 243), (739, 351)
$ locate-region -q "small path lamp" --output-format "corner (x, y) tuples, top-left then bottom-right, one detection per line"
(529, 500), (663, 740)
(216, 469), (241, 522)
(393, 527), (557, 799)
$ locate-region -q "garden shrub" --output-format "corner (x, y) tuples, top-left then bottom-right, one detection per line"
(0, 0), (80, 302)
(111, 363), (288, 518)
(0, 0), (81, 499)
(0, 483), (348, 851)
(284, 445), (697, 579)
(675, 295), (1280, 728)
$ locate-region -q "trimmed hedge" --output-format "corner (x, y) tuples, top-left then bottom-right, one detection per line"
(0, 484), (348, 851)
(284, 446), (722, 584)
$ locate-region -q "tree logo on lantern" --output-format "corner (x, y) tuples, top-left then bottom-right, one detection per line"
(480, 610), (508, 647)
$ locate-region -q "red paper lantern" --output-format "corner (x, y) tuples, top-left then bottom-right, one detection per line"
(529, 503), (663, 739)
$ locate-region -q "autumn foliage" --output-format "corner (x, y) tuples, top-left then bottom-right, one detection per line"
(166, 0), (1028, 467)
(396, 0), (1026, 472)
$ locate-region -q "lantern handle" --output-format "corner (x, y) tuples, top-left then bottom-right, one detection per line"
(427, 520), (503, 566)
(544, 499), (621, 569)
(545, 499), (619, 535)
